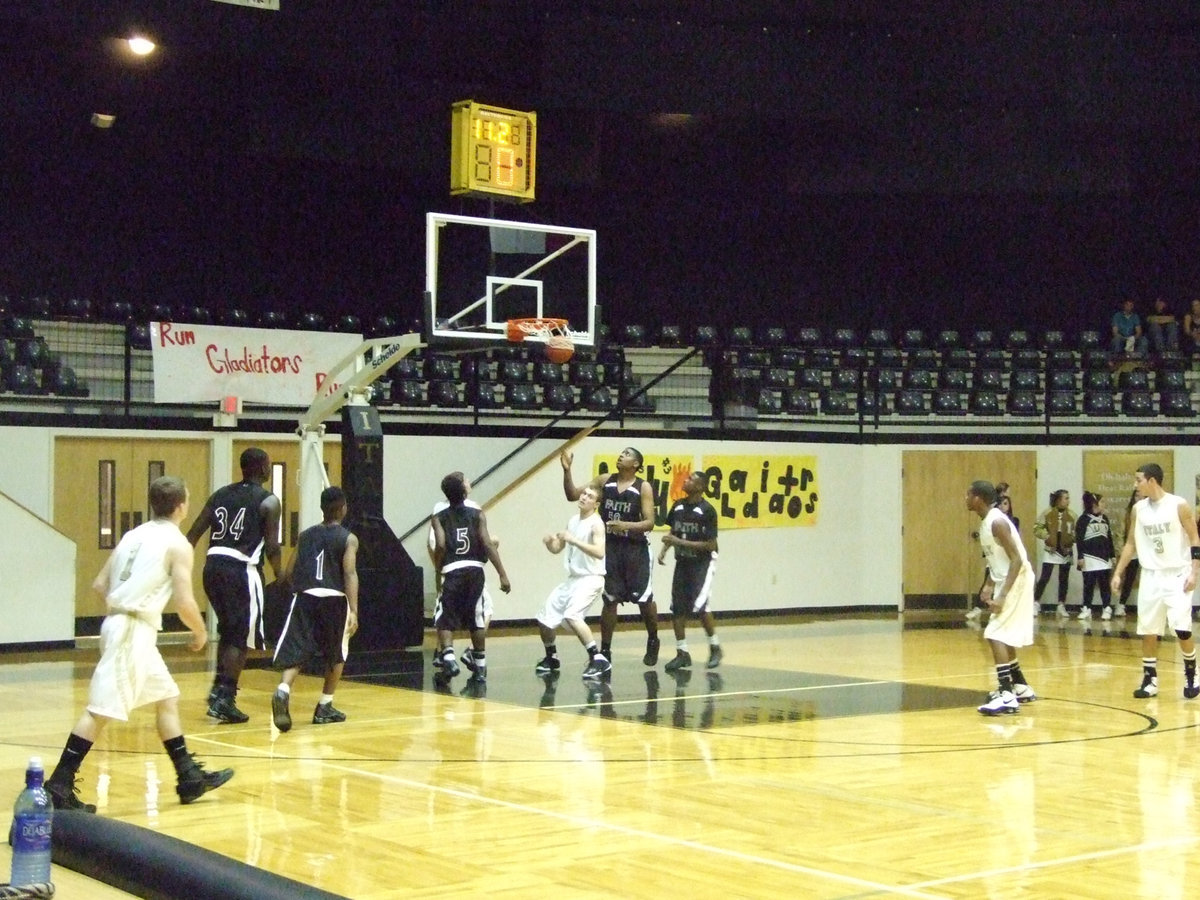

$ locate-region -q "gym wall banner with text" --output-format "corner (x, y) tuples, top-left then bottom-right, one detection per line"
(593, 452), (819, 529)
(149, 322), (364, 406)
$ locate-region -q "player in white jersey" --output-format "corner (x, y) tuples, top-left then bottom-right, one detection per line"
(967, 480), (1038, 715)
(44, 476), (233, 811)
(1111, 463), (1200, 699)
(534, 485), (609, 679)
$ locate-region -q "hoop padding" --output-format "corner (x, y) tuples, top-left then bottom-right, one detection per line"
(506, 317), (568, 343)
(51, 809), (348, 900)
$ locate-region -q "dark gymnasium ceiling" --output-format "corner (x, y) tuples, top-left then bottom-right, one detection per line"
(3, 1), (1200, 329)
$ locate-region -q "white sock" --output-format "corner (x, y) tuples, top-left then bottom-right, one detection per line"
(710, 635), (721, 647)
(676, 640), (688, 653)
(319, 693), (334, 705)
(277, 683), (291, 696)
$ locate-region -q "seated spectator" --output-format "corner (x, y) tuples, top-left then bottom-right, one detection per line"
(1145, 297), (1179, 355)
(1109, 298), (1148, 357)
(1184, 298), (1200, 354)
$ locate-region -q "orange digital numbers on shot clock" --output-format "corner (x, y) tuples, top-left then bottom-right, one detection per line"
(450, 100), (537, 202)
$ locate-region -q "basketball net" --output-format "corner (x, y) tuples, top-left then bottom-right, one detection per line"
(505, 317), (583, 344)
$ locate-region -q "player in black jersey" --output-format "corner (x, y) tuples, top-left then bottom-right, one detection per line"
(561, 446), (660, 668)
(271, 486), (359, 732)
(186, 447), (282, 724)
(431, 471), (510, 684)
(658, 470), (722, 671)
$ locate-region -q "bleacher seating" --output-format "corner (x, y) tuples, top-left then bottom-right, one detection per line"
(784, 388), (817, 414)
(895, 389), (929, 414)
(1162, 390), (1195, 417)
(504, 383), (539, 409)
(1048, 391), (1078, 415)
(1121, 390), (1154, 417)
(544, 383), (576, 411)
(390, 379), (424, 406)
(582, 385), (615, 411)
(756, 388), (783, 415)
(1011, 369), (1039, 391)
(940, 369), (968, 390)
(933, 390), (967, 415)
(6, 296), (1200, 424)
(970, 391), (1002, 415)
(657, 324), (683, 346)
(830, 368), (859, 390)
(1007, 390), (1039, 416)
(1047, 369), (1075, 391)
(1084, 391), (1116, 416)
(427, 380), (463, 408)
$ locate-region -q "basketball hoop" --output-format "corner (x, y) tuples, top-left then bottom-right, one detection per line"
(507, 317), (578, 363)
(506, 317), (570, 343)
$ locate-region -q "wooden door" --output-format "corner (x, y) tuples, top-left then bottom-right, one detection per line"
(54, 437), (211, 621)
(231, 439), (341, 552)
(902, 450), (1036, 607)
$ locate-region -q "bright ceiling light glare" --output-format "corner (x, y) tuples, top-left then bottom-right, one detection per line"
(127, 36), (156, 56)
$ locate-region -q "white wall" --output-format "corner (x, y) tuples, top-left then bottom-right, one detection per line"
(5, 424), (1199, 633)
(1, 492), (74, 643)
(0, 427), (53, 520)
(386, 435), (907, 619)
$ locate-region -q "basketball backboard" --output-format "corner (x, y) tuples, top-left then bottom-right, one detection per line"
(425, 212), (598, 348)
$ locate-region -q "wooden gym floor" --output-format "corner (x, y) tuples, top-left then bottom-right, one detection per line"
(3, 611), (1200, 899)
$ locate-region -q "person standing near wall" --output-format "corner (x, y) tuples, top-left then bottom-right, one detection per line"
(1033, 489), (1076, 617)
(1075, 491), (1115, 622)
(967, 480), (1038, 715)
(1111, 463), (1200, 700)
(186, 447), (283, 724)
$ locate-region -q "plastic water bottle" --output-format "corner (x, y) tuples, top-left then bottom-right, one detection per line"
(10, 756), (53, 886)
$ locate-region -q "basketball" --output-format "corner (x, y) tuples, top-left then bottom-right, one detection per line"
(546, 335), (574, 364)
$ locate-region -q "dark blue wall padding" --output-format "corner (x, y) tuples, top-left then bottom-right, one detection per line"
(51, 810), (348, 900)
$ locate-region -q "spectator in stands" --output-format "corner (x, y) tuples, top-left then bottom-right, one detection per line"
(1184, 298), (1200, 354)
(1145, 297), (1180, 356)
(1109, 298), (1148, 357)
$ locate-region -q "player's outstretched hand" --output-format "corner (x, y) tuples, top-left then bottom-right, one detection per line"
(188, 630), (207, 652)
(500, 577), (512, 593)
(559, 449), (574, 469)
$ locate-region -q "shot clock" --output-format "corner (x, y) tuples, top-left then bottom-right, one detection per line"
(450, 100), (536, 202)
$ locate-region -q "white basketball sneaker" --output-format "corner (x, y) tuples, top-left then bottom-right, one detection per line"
(978, 690), (1020, 716)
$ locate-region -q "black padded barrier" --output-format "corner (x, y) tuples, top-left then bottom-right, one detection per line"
(51, 810), (347, 900)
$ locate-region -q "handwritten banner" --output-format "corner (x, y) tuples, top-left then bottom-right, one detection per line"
(150, 322), (364, 406)
(594, 452), (819, 529)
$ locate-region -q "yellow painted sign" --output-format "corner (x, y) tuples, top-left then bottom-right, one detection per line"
(592, 452), (818, 529)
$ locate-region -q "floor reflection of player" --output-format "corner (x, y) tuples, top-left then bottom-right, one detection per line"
(1137, 753), (1191, 900)
(983, 766), (1037, 900)
(641, 671), (660, 725)
(669, 669), (691, 728)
